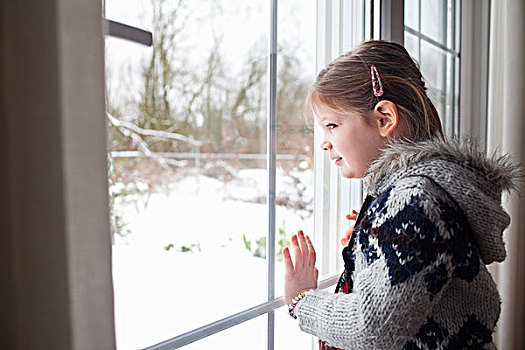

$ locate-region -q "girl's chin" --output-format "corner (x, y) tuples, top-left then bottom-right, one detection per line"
(339, 167), (365, 179)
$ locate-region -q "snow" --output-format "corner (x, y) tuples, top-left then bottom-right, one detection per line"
(112, 169), (315, 349)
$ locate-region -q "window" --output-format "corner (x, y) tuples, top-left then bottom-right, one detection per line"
(403, 0), (490, 142)
(404, 0), (461, 137)
(105, 0), (316, 348)
(104, 0), (483, 349)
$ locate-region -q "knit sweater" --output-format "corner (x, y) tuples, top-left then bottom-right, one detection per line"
(295, 138), (522, 350)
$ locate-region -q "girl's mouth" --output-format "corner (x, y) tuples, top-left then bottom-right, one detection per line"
(334, 157), (343, 166)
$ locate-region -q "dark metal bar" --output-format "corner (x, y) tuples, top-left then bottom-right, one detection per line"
(103, 18), (153, 47)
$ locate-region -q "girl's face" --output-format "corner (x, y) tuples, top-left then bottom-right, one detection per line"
(316, 104), (386, 179)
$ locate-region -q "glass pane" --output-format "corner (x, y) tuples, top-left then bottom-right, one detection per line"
(404, 0), (419, 31)
(420, 41), (446, 91)
(183, 314), (267, 350)
(421, 0), (447, 45)
(104, 0), (147, 28)
(420, 41), (446, 122)
(275, 306), (314, 350)
(405, 0), (459, 138)
(275, 282), (338, 350)
(273, 0), (316, 298)
(404, 31), (420, 61)
(106, 0), (270, 348)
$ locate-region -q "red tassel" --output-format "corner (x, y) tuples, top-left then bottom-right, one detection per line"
(319, 340), (343, 350)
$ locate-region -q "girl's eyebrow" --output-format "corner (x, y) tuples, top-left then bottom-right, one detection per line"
(318, 114), (343, 123)
(317, 113), (335, 121)
(315, 115), (328, 123)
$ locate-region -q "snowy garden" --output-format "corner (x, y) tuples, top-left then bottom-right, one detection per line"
(111, 164), (315, 349)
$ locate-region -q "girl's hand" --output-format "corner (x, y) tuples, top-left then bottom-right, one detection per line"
(341, 210), (358, 246)
(283, 230), (318, 305)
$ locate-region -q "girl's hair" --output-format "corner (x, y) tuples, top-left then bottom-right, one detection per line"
(306, 40), (443, 141)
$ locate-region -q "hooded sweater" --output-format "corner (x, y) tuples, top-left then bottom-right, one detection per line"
(295, 138), (522, 350)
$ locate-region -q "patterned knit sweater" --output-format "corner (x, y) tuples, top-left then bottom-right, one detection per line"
(295, 138), (522, 350)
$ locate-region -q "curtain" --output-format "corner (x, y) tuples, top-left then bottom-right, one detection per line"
(488, 0), (525, 348)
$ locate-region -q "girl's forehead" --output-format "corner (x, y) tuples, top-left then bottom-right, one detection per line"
(314, 105), (351, 122)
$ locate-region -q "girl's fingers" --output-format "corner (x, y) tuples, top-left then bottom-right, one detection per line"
(306, 235), (316, 266)
(297, 230), (309, 266)
(346, 213), (358, 221)
(346, 224), (355, 239)
(283, 247), (294, 278)
(346, 210), (358, 221)
(291, 234), (302, 269)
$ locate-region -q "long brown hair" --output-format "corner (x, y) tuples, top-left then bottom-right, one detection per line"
(306, 40), (443, 141)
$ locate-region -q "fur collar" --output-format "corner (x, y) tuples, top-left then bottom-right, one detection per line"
(363, 137), (523, 264)
(364, 137), (521, 197)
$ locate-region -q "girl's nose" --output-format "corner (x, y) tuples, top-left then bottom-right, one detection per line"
(320, 141), (332, 151)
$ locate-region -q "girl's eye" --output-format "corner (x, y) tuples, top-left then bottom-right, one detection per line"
(325, 123), (338, 131)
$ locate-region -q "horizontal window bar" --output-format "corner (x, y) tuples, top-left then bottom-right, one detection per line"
(404, 25), (460, 57)
(103, 18), (153, 47)
(144, 275), (340, 350)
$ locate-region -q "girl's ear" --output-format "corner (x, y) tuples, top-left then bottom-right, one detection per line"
(373, 100), (398, 137)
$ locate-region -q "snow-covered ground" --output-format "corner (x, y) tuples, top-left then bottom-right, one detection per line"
(112, 168), (316, 349)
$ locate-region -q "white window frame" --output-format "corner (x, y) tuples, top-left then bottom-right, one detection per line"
(459, 0), (490, 143)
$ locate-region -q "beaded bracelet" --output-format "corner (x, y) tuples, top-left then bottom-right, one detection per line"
(288, 291), (308, 319)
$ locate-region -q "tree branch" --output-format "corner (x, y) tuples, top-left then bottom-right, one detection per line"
(107, 112), (201, 147)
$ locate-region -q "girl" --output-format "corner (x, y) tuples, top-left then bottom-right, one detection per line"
(283, 40), (521, 349)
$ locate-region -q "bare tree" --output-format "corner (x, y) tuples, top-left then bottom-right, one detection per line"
(107, 0), (313, 175)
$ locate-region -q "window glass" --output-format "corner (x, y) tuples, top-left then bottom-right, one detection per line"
(106, 0), (271, 347)
(275, 307), (313, 350)
(275, 281), (340, 349)
(404, 0), (419, 31)
(404, 0), (459, 137)
(404, 31), (420, 58)
(274, 0), (316, 297)
(105, 0), (390, 348)
(420, 40), (446, 113)
(421, 0), (447, 45)
(182, 315), (267, 350)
